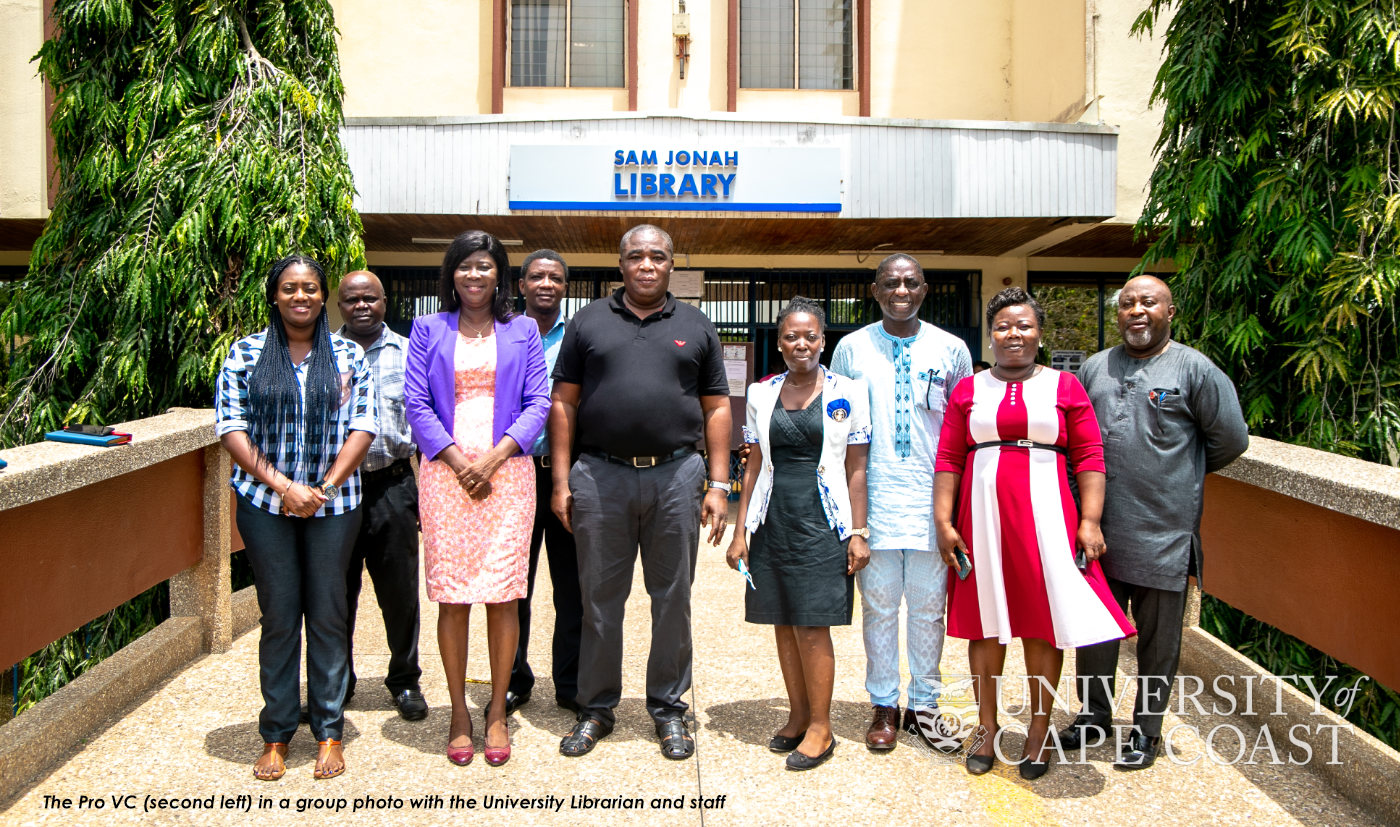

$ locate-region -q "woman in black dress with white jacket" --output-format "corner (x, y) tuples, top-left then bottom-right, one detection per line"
(726, 297), (871, 771)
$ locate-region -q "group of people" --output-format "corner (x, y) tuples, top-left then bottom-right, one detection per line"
(213, 223), (1248, 782)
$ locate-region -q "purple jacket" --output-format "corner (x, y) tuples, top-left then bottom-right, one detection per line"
(404, 311), (550, 462)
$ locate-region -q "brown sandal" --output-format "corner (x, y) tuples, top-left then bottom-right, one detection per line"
(313, 739), (345, 780)
(253, 743), (288, 781)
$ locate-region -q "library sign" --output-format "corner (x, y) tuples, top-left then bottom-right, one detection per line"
(508, 145), (842, 212)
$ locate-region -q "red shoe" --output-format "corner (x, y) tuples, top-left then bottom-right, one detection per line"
(484, 744), (511, 766)
(447, 742), (474, 766)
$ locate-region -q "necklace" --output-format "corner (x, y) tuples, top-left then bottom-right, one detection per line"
(460, 317), (494, 338)
(784, 371), (822, 390)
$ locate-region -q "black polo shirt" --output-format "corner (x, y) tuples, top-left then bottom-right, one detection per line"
(553, 289), (728, 458)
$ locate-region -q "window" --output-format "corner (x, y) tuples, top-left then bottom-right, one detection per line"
(1029, 274), (1128, 366)
(510, 0), (624, 87)
(740, 0), (853, 90)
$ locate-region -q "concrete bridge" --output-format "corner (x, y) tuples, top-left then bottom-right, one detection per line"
(2, 410), (1397, 825)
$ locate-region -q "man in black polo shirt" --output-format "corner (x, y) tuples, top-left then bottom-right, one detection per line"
(548, 224), (732, 761)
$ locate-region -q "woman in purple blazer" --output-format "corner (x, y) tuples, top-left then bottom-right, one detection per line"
(405, 230), (549, 767)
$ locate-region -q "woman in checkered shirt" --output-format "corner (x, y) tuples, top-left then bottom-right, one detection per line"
(215, 255), (378, 782)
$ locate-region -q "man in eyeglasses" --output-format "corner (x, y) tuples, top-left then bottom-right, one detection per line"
(830, 253), (973, 752)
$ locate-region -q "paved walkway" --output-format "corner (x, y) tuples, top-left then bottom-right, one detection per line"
(2, 519), (1383, 826)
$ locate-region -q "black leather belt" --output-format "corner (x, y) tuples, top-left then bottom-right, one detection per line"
(970, 439), (1067, 455)
(362, 459), (413, 482)
(531, 454), (552, 468)
(584, 447), (695, 468)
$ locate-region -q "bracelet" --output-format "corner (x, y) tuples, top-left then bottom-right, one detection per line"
(707, 480), (730, 492)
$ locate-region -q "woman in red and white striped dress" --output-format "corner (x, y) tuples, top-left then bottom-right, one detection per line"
(934, 287), (1134, 780)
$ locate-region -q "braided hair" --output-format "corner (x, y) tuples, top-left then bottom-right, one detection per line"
(246, 255), (340, 479)
(777, 296), (826, 331)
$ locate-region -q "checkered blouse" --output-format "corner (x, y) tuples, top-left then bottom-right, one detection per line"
(214, 331), (378, 516)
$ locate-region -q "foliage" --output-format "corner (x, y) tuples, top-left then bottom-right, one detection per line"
(0, 0), (365, 447)
(1134, 0), (1400, 466)
(1201, 595), (1400, 749)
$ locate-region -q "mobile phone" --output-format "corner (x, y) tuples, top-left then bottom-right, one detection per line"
(953, 548), (972, 581)
(1074, 547), (1088, 571)
(66, 423), (114, 436)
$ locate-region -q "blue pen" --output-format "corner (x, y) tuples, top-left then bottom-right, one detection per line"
(737, 559), (757, 590)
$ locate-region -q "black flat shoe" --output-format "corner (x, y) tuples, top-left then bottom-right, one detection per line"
(1019, 728), (1053, 779)
(656, 719), (695, 760)
(966, 752), (996, 775)
(768, 730), (807, 753)
(966, 725), (996, 775)
(560, 717), (613, 757)
(784, 737), (836, 770)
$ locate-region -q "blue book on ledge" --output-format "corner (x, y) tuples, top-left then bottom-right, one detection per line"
(44, 430), (132, 447)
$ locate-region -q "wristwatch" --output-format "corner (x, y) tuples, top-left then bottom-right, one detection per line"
(707, 479), (731, 492)
(314, 479), (339, 500)
(851, 527), (870, 539)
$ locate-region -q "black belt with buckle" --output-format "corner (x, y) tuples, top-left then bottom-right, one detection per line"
(531, 454), (552, 468)
(362, 459), (413, 483)
(969, 439), (1067, 455)
(584, 447), (696, 468)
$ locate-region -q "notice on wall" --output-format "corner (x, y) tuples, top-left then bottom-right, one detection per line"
(1050, 350), (1087, 375)
(723, 344), (753, 397)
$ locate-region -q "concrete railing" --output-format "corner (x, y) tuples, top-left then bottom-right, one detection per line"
(0, 408), (249, 801)
(1188, 436), (1400, 823)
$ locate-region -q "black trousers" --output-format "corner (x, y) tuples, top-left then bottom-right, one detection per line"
(509, 456), (583, 703)
(1074, 576), (1187, 739)
(345, 462), (422, 696)
(570, 453), (705, 727)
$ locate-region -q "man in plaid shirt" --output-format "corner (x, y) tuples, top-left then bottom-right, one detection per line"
(334, 271), (427, 721)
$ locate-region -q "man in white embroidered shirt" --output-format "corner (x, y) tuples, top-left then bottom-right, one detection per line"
(830, 253), (973, 752)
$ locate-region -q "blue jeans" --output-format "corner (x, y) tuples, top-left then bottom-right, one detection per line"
(236, 496), (361, 743)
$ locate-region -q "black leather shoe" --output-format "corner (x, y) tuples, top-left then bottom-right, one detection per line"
(392, 689), (428, 721)
(1114, 733), (1162, 771)
(785, 737), (836, 770)
(486, 689), (531, 717)
(1057, 715), (1111, 751)
(560, 717), (613, 757)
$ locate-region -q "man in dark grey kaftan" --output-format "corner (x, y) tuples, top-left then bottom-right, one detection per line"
(1060, 275), (1249, 771)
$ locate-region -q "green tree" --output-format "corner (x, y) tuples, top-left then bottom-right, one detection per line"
(1134, 0), (1400, 466)
(0, 0), (364, 446)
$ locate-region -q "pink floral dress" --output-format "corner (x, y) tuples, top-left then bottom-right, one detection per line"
(419, 333), (535, 604)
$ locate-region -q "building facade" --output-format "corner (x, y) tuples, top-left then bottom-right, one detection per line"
(0, 0), (1165, 368)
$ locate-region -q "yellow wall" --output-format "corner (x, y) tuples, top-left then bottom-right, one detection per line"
(334, 0), (491, 117)
(0, 0), (46, 219)
(1086, 0), (1166, 224)
(1009, 0), (1086, 122)
(333, 1), (1093, 124)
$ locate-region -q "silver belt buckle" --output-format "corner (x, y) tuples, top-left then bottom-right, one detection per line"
(1016, 439), (1034, 448)
(633, 456), (659, 468)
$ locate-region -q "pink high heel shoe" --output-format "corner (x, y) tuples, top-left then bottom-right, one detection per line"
(484, 744), (511, 766)
(447, 741), (474, 766)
